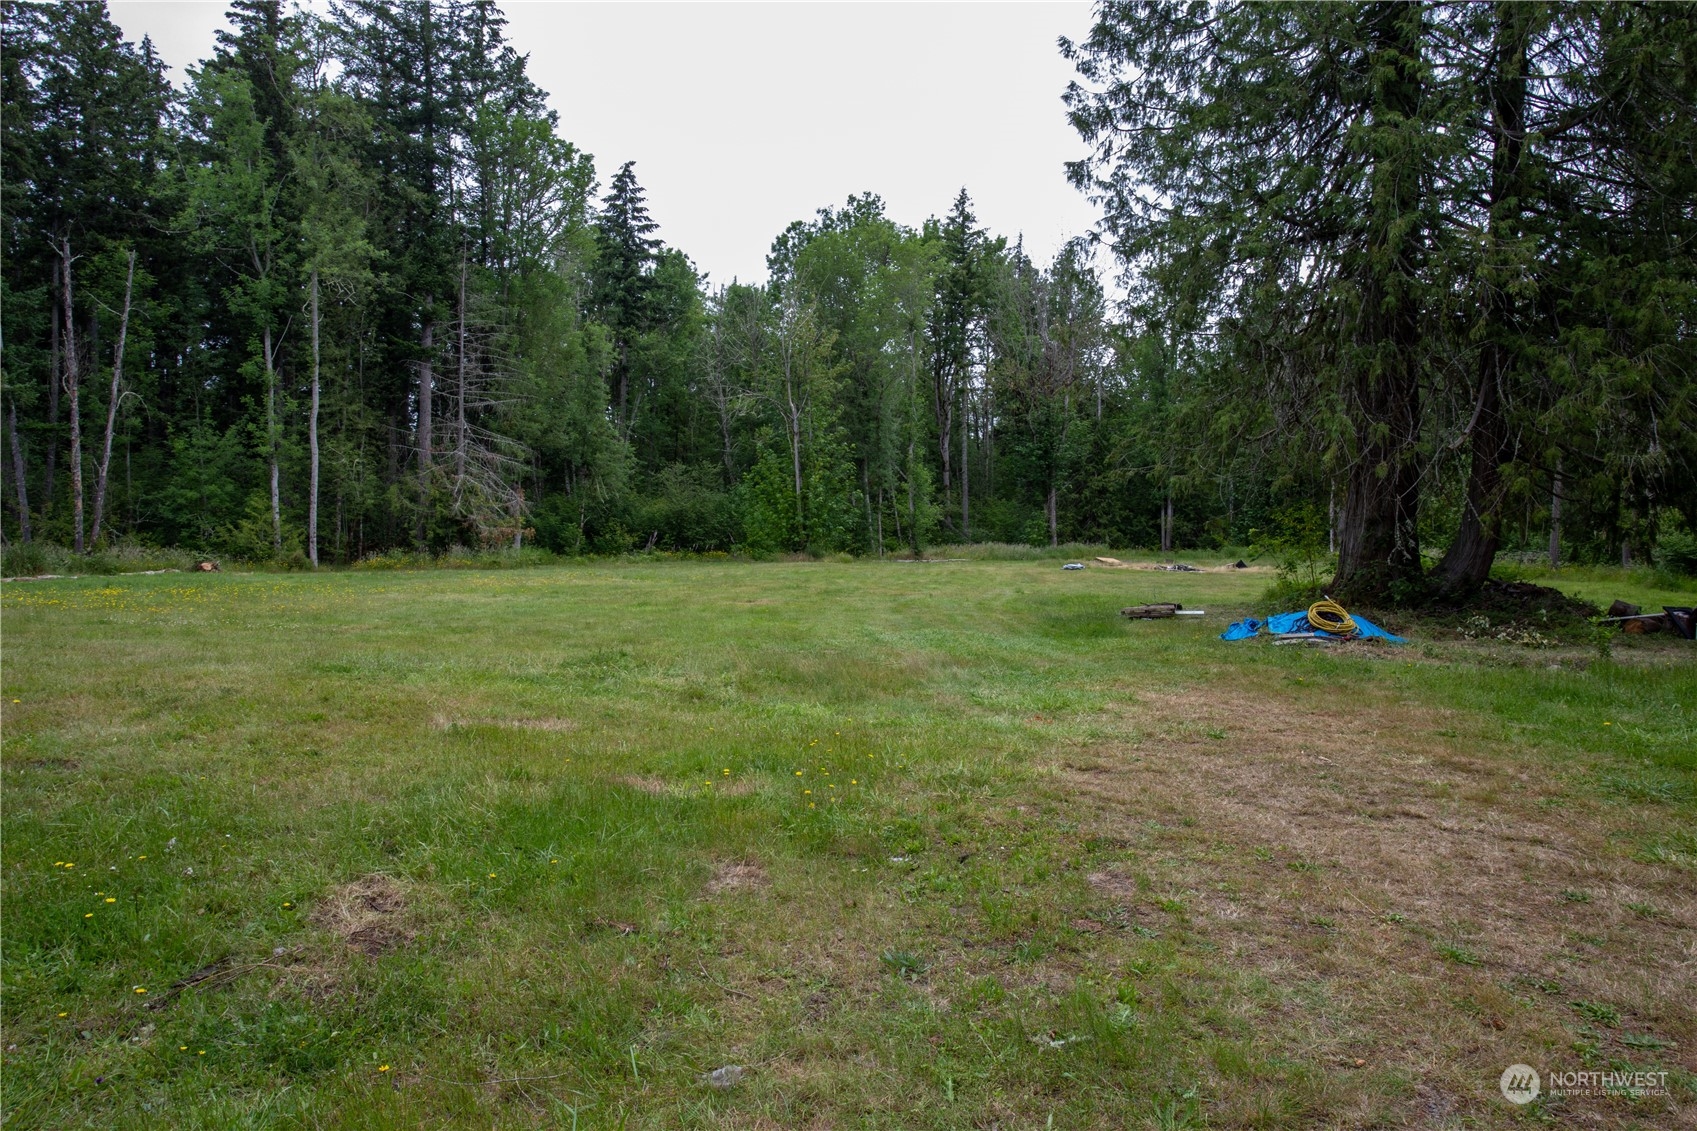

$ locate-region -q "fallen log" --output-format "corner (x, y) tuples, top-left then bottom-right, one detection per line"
(1121, 603), (1181, 619)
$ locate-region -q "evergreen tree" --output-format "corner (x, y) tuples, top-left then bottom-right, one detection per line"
(592, 160), (661, 436)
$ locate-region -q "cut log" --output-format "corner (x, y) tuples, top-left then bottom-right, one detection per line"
(195, 560), (220, 572)
(1607, 599), (1641, 618)
(1121, 603), (1181, 619)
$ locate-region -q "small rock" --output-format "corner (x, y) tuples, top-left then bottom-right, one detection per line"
(702, 1064), (744, 1089)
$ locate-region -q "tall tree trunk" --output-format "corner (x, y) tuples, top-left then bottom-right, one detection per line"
(960, 387), (970, 538)
(862, 462), (874, 553)
(456, 258), (468, 489)
(417, 308), (435, 547)
(1331, 2), (1427, 603)
(264, 324), (281, 556)
(906, 334), (922, 557)
(789, 404), (804, 541)
(1547, 464), (1561, 568)
(1048, 484), (1058, 547)
(8, 400), (30, 543)
(59, 239), (84, 553)
(1161, 490), (1173, 553)
(934, 370), (952, 513)
(308, 267), (321, 567)
(46, 258), (59, 515)
(1436, 1), (1533, 595)
(91, 250), (134, 545)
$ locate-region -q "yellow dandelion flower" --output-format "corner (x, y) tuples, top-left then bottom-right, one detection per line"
(133, 986), (147, 994)
(198, 1050), (205, 1056)
(488, 873), (497, 878)
(550, 859), (559, 864)
(180, 1046), (188, 1051)
(378, 1064), (390, 1072)
(58, 1013), (68, 1018)
(804, 789), (812, 795)
(84, 913), (93, 918)
(105, 898), (116, 903)
(795, 771), (803, 776)
(808, 803), (815, 809)
(283, 902), (292, 908)
(65, 863), (74, 869)
(137, 855), (147, 860)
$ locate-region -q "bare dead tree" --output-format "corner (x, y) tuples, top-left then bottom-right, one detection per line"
(90, 248), (135, 544)
(58, 238), (85, 552)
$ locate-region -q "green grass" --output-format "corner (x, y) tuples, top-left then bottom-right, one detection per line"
(3, 559), (1693, 1128)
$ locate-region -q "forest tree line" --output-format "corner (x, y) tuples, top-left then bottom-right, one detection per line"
(2, 0), (1693, 601)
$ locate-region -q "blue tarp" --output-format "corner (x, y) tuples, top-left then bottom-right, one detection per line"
(1220, 616), (1262, 641)
(1220, 610), (1406, 644)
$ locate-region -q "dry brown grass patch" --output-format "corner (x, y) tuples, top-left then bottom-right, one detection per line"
(705, 860), (770, 896)
(1052, 682), (1697, 1126)
(310, 874), (414, 957)
(503, 716), (577, 732)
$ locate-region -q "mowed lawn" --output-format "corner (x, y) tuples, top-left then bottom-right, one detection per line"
(2, 559), (1693, 1130)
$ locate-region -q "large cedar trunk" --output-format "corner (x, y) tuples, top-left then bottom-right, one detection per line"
(1332, 350), (1424, 602)
(1435, 348), (1510, 592)
(1435, 3), (1532, 595)
(1330, 2), (1427, 604)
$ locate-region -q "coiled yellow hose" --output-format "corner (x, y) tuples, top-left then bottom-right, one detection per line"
(1307, 598), (1358, 636)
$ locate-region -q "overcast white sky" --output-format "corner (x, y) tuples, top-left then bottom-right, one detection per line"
(108, 2), (1103, 287)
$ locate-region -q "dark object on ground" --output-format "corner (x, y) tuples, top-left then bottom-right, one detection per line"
(1622, 616), (1665, 634)
(195, 560), (220, 572)
(1122, 603), (1181, 619)
(1157, 563), (1201, 572)
(1233, 560), (1248, 569)
(1665, 607), (1696, 640)
(1425, 577), (1595, 621)
(1607, 599), (1641, 618)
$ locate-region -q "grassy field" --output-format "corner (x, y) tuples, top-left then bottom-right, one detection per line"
(2, 557), (1693, 1129)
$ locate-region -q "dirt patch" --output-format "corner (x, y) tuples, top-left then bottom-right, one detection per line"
(503, 717), (577, 732)
(618, 775), (672, 796)
(1085, 871), (1139, 902)
(310, 875), (414, 957)
(23, 757), (80, 771)
(705, 860), (770, 896)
